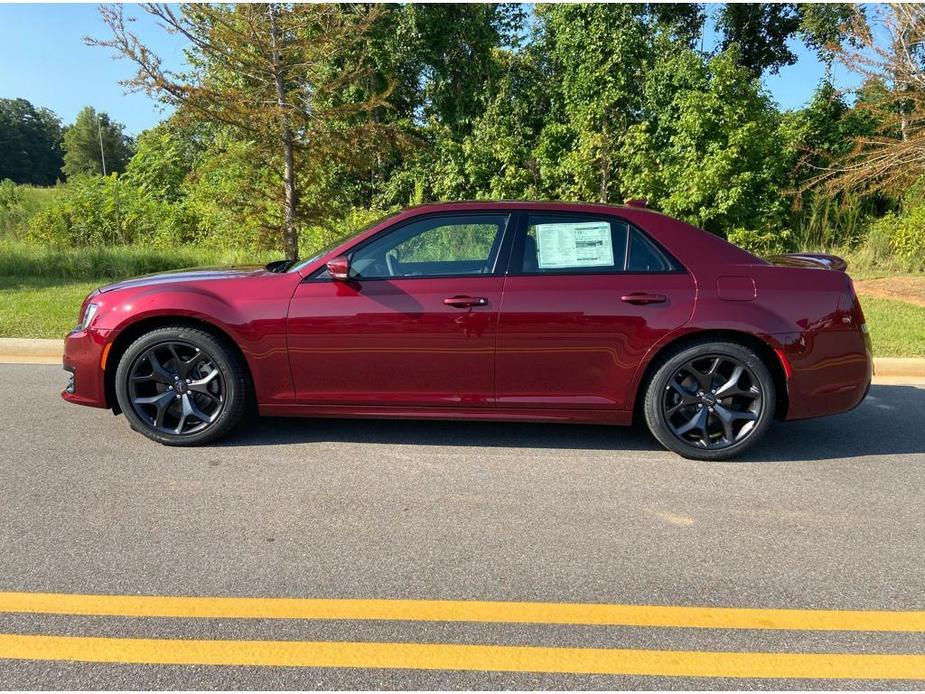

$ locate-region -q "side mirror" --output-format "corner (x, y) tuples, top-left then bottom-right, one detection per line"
(327, 255), (351, 280)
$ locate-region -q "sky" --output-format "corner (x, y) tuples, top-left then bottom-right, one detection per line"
(0, 3), (865, 137)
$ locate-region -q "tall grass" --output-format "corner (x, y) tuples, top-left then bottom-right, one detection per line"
(0, 240), (279, 282)
(0, 182), (65, 240)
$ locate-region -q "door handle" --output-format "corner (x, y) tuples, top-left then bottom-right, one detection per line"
(621, 292), (667, 305)
(444, 295), (488, 308)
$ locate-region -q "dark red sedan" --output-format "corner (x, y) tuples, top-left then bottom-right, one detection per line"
(62, 201), (872, 460)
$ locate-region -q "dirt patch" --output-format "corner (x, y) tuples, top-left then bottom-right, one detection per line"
(853, 276), (925, 308)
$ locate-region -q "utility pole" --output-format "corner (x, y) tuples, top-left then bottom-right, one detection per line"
(97, 112), (108, 176)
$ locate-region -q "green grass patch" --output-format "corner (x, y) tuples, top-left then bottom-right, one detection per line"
(0, 240), (277, 282)
(860, 296), (925, 358)
(0, 241), (280, 338)
(0, 276), (99, 338)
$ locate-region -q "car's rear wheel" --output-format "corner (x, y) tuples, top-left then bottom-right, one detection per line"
(115, 326), (249, 446)
(643, 339), (776, 461)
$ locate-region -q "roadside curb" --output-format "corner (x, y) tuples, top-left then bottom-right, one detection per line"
(0, 338), (62, 364)
(1, 338), (924, 379)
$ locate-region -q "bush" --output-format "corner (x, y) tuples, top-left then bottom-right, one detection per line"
(887, 203), (925, 269)
(0, 179), (64, 240)
(726, 227), (794, 256)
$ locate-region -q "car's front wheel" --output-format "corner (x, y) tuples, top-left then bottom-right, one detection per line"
(643, 339), (776, 461)
(115, 326), (249, 446)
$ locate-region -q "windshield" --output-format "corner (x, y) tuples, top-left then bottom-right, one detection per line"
(289, 213), (397, 272)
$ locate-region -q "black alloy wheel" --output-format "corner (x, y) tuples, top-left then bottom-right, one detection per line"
(644, 340), (776, 460)
(115, 326), (249, 446)
(128, 341), (225, 436)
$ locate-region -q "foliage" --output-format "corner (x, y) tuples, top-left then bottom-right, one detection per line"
(716, 3), (860, 77)
(0, 239), (275, 282)
(61, 106), (134, 177)
(726, 228), (794, 257)
(26, 174), (180, 247)
(0, 98), (64, 185)
(94, 3), (399, 260)
(621, 46), (789, 237)
(816, 4), (925, 194)
(0, 179), (64, 239)
(875, 201), (925, 271)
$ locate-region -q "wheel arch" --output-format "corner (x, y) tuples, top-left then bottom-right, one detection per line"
(631, 329), (790, 422)
(103, 315), (255, 414)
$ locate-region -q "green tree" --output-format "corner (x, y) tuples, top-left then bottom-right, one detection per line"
(538, 4), (650, 203)
(94, 3), (396, 260)
(621, 45), (789, 236)
(61, 106), (134, 178)
(0, 98), (64, 185)
(716, 3), (859, 77)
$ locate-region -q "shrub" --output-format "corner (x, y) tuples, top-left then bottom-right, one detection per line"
(0, 179), (64, 240)
(887, 202), (925, 269)
(726, 227), (794, 256)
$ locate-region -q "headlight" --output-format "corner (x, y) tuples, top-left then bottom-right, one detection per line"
(75, 302), (99, 332)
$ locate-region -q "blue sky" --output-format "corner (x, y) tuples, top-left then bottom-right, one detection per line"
(0, 3), (863, 136)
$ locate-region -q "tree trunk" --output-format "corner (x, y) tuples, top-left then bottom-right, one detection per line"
(599, 118), (610, 204)
(269, 3), (299, 261)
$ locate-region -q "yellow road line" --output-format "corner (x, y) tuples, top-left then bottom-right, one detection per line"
(1, 592), (923, 632)
(0, 634), (923, 679)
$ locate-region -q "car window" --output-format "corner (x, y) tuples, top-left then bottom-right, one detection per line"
(519, 215), (628, 273)
(349, 214), (508, 279)
(627, 227), (672, 272)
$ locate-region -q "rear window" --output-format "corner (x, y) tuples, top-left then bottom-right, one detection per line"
(518, 214), (675, 274)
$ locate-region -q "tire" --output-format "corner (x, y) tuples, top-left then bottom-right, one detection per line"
(643, 339), (776, 461)
(114, 325), (250, 446)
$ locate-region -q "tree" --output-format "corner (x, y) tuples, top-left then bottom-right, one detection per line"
(0, 98), (64, 185)
(62, 106), (134, 178)
(621, 45), (789, 236)
(813, 4), (925, 194)
(93, 3), (396, 260)
(538, 4), (650, 203)
(716, 3), (859, 77)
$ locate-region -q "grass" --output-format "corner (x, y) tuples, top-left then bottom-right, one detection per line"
(0, 276), (100, 338)
(0, 240), (277, 282)
(0, 241), (279, 339)
(860, 296), (925, 358)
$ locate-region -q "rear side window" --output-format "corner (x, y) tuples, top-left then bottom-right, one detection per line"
(520, 215), (628, 273)
(517, 214), (675, 274)
(627, 227), (672, 272)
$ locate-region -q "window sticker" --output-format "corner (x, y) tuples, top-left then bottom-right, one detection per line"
(535, 222), (614, 269)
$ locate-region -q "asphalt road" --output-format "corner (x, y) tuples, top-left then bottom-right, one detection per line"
(0, 363), (923, 689)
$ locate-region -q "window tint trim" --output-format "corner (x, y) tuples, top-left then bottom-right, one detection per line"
(506, 211), (686, 277)
(302, 211), (517, 282)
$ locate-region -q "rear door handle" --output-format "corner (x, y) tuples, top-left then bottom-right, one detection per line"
(444, 295), (488, 308)
(621, 292), (667, 305)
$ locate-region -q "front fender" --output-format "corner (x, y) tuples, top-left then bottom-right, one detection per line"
(94, 276), (297, 405)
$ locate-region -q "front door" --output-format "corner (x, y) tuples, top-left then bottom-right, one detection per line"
(496, 212), (696, 411)
(287, 213), (511, 407)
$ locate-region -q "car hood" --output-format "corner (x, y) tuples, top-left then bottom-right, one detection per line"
(97, 266), (268, 294)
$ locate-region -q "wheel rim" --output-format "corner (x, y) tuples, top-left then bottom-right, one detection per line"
(661, 354), (763, 450)
(127, 340), (225, 436)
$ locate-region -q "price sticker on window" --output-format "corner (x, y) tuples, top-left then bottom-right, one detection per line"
(535, 221), (614, 269)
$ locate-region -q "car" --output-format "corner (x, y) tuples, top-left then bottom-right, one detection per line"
(62, 201), (872, 460)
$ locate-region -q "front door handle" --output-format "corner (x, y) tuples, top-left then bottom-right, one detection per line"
(444, 295), (488, 308)
(621, 292), (667, 305)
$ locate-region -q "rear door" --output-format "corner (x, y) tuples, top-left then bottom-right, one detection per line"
(495, 212), (695, 411)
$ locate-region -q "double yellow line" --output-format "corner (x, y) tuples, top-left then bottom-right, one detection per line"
(1, 592), (923, 680)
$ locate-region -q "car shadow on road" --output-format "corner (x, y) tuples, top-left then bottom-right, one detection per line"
(219, 385), (924, 462)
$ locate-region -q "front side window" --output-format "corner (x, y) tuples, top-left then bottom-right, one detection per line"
(349, 214), (509, 279)
(518, 214), (674, 274)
